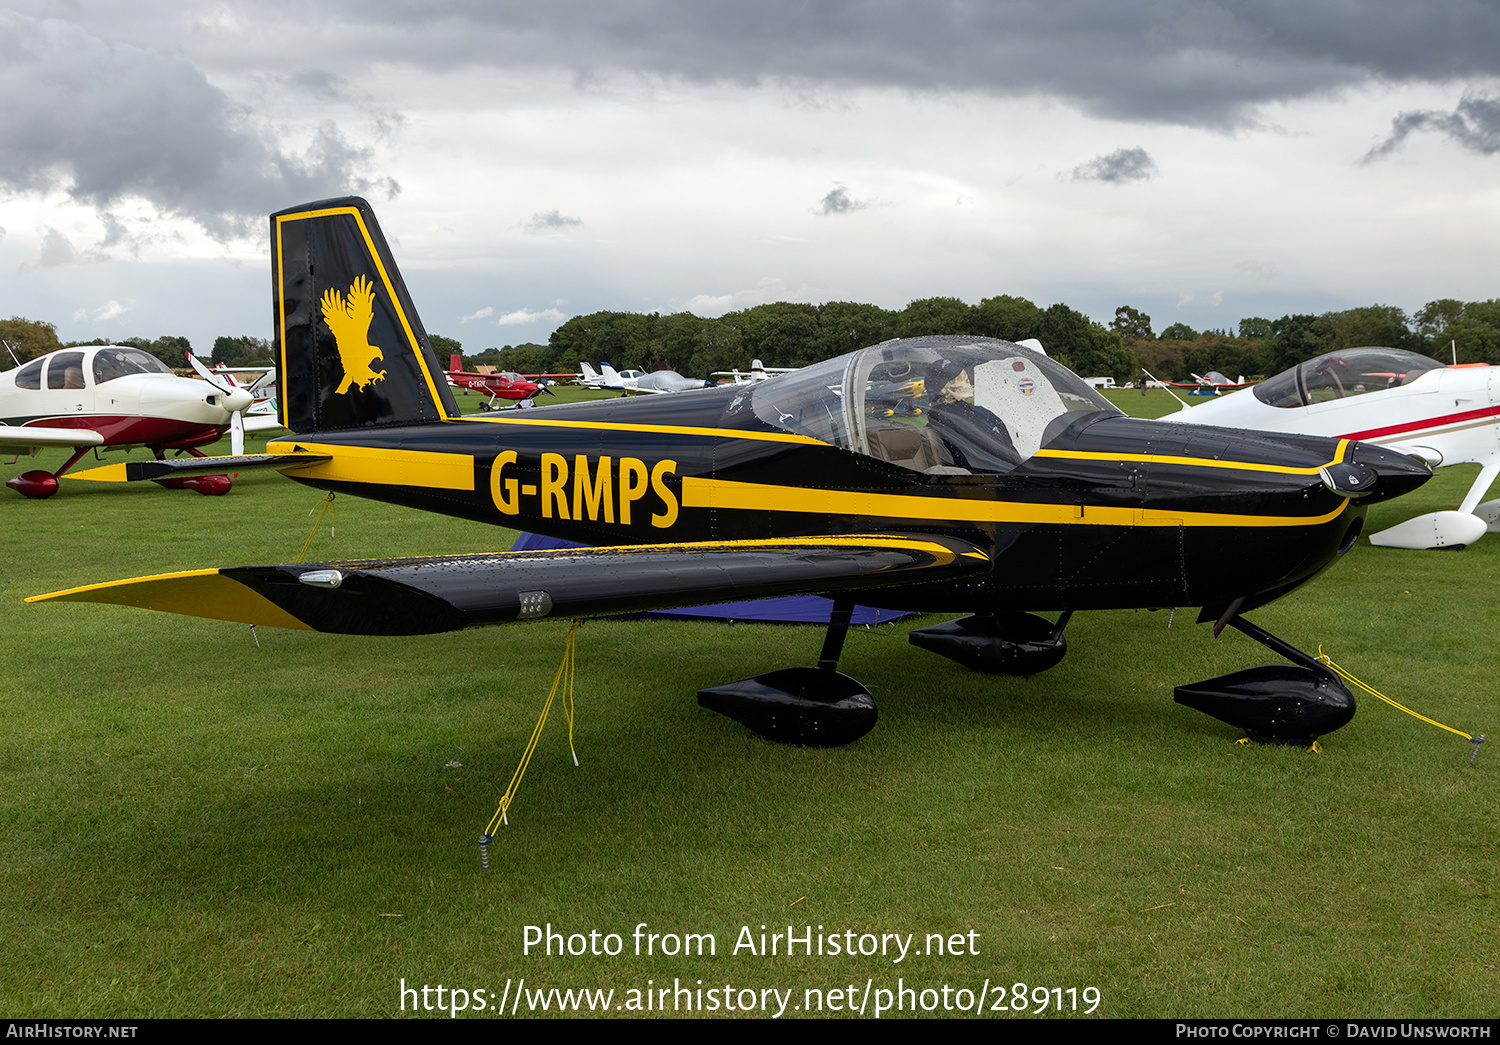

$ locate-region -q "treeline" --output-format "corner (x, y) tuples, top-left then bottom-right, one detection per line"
(0, 317), (272, 369)
(1120, 301), (1500, 383)
(479, 296), (1137, 384)
(473, 295), (1500, 386)
(7, 291), (1500, 385)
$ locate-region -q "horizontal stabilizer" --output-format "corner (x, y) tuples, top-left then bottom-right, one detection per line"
(66, 453), (331, 483)
(28, 535), (989, 635)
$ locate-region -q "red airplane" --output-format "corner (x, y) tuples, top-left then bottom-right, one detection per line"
(443, 354), (554, 406)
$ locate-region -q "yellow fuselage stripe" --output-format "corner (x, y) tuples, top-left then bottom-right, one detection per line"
(464, 415), (824, 445)
(1031, 439), (1350, 476)
(680, 477), (1349, 528)
(267, 441), (474, 490)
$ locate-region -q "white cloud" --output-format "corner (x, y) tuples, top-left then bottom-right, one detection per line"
(496, 307), (568, 326)
(460, 306), (495, 322)
(73, 299), (130, 322)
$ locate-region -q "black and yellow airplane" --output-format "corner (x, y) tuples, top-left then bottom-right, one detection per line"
(30, 197), (1433, 746)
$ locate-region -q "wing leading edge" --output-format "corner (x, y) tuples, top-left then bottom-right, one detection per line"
(28, 535), (989, 635)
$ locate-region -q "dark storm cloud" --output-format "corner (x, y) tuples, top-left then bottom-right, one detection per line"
(315, 0), (1500, 128)
(1364, 92), (1500, 161)
(1072, 147), (1156, 183)
(525, 209), (583, 232)
(0, 12), (394, 239)
(817, 185), (866, 214)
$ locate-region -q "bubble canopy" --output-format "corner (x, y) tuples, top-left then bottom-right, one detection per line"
(751, 335), (1121, 475)
(1252, 348), (1446, 409)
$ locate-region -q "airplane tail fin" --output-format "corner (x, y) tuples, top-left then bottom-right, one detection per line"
(271, 197), (458, 434)
(449, 353), (462, 373)
(601, 363), (621, 383)
(580, 362), (600, 381)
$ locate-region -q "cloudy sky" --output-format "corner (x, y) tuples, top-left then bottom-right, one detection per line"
(3, 1), (1500, 355)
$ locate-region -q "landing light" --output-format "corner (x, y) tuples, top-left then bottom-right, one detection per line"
(298, 570), (344, 588)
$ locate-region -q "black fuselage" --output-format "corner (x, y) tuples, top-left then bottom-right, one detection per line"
(269, 383), (1426, 619)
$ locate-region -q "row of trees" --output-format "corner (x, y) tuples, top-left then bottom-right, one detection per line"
(0, 318), (271, 370)
(7, 292), (1500, 386)
(1112, 301), (1500, 382)
(478, 296), (1138, 383)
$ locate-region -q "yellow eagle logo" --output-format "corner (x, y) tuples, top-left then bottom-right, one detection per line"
(320, 275), (388, 394)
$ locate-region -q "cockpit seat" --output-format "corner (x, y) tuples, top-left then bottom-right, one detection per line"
(866, 424), (953, 472)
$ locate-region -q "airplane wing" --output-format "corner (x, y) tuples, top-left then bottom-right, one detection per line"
(28, 535), (989, 635)
(243, 415), (286, 434)
(65, 452), (330, 483)
(0, 424), (105, 451)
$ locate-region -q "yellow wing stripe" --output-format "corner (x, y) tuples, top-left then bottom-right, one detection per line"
(500, 534), (978, 566)
(25, 569), (316, 631)
(265, 441), (474, 490)
(680, 477), (1349, 528)
(63, 463), (131, 483)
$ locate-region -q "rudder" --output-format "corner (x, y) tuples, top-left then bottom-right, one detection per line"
(272, 197), (458, 433)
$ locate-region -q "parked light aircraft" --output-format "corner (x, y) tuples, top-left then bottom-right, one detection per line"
(1167, 372), (1256, 395)
(443, 354), (552, 406)
(597, 362), (708, 394)
(713, 360), (801, 385)
(32, 198), (1433, 747)
(185, 352), (282, 437)
(576, 362), (614, 388)
(1162, 347), (1499, 550)
(1, 345), (276, 498)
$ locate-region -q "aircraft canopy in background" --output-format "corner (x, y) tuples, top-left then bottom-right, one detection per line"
(1163, 347), (1499, 549)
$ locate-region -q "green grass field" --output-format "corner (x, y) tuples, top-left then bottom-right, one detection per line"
(1, 390), (1495, 1018)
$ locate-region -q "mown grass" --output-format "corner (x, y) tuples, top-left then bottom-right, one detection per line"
(0, 395), (1495, 1018)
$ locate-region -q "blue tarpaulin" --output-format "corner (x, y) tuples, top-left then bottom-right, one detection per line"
(508, 532), (908, 625)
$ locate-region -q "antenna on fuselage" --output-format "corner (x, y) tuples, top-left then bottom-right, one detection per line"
(1, 340), (20, 369)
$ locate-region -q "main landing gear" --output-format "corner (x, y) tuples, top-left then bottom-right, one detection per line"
(908, 610), (1072, 675)
(1175, 610), (1354, 744)
(6, 446), (93, 498)
(6, 445), (231, 498)
(696, 600), (1353, 748)
(697, 597), (879, 747)
(146, 447), (232, 496)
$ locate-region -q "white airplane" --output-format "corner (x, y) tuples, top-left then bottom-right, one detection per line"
(598, 362), (708, 394)
(1, 344), (275, 498)
(185, 352), (282, 425)
(577, 362), (630, 389)
(1162, 346), (1499, 549)
(712, 359), (802, 384)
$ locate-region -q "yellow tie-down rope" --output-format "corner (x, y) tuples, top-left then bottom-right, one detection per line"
(480, 620), (582, 869)
(295, 493), (336, 563)
(1317, 645), (1486, 762)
